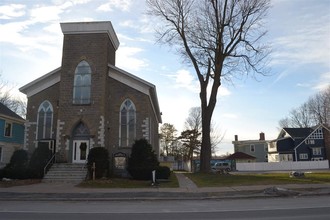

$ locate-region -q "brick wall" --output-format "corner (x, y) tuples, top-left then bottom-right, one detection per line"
(25, 31), (159, 163)
(25, 83), (60, 155)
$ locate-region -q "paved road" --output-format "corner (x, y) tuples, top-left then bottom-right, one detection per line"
(1, 196), (329, 219)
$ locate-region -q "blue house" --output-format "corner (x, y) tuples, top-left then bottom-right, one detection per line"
(268, 124), (330, 162)
(0, 103), (25, 168)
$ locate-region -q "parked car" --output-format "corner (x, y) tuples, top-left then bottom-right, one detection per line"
(211, 162), (231, 173)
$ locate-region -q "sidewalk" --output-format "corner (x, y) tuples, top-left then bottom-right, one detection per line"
(1, 173), (330, 201)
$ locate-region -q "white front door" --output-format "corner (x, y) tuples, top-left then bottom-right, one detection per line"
(73, 140), (89, 163)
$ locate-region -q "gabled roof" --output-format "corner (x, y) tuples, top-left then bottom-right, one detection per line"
(19, 67), (61, 97)
(279, 127), (313, 139)
(294, 124), (330, 150)
(0, 102), (25, 123)
(226, 152), (256, 160)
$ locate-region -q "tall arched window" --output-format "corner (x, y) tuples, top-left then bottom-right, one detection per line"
(37, 101), (53, 139)
(119, 99), (136, 147)
(73, 60), (91, 104)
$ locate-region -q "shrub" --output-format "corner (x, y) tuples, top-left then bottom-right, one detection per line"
(87, 147), (110, 179)
(9, 149), (29, 169)
(127, 139), (159, 180)
(156, 166), (171, 179)
(1, 149), (30, 179)
(28, 145), (52, 178)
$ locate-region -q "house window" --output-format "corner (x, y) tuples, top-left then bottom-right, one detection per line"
(310, 128), (323, 139)
(0, 146), (2, 162)
(37, 101), (53, 139)
(305, 139), (315, 144)
(119, 99), (136, 147)
(4, 121), (12, 137)
(280, 154), (293, 161)
(250, 144), (255, 152)
(312, 148), (322, 155)
(264, 144), (268, 152)
(73, 60), (91, 104)
(299, 153), (308, 160)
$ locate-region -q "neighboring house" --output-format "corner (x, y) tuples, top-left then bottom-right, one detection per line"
(226, 152), (256, 163)
(0, 103), (25, 168)
(232, 133), (268, 162)
(19, 21), (162, 174)
(268, 124), (330, 162)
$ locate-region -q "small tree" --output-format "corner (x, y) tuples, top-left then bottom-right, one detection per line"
(127, 139), (159, 180)
(159, 123), (177, 156)
(87, 147), (110, 179)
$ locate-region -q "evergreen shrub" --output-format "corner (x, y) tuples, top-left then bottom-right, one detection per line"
(87, 147), (110, 179)
(127, 139), (159, 180)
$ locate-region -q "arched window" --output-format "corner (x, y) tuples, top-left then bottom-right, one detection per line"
(119, 99), (136, 147)
(73, 60), (91, 104)
(37, 101), (53, 139)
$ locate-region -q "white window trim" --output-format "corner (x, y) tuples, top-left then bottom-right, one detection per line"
(36, 100), (53, 140)
(119, 99), (136, 147)
(250, 144), (255, 152)
(312, 147), (322, 155)
(299, 153), (308, 160)
(4, 121), (12, 137)
(73, 60), (92, 105)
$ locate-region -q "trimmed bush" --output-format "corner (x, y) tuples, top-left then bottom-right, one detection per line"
(127, 139), (159, 180)
(1, 149), (30, 179)
(156, 166), (171, 179)
(8, 149), (29, 169)
(87, 147), (110, 179)
(28, 145), (52, 178)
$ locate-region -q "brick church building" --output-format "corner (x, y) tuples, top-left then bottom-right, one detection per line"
(20, 21), (162, 172)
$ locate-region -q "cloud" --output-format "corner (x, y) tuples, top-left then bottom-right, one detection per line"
(97, 0), (132, 12)
(271, 11), (330, 67)
(0, 4), (26, 19)
(313, 72), (330, 91)
(116, 46), (149, 71)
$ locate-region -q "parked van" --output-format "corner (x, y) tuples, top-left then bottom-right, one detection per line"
(211, 162), (231, 173)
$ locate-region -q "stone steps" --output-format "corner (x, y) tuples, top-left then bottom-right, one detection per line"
(43, 163), (87, 183)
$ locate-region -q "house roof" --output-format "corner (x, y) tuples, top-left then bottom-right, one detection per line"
(19, 67), (61, 97)
(0, 102), (25, 123)
(280, 127), (313, 139)
(226, 152), (256, 160)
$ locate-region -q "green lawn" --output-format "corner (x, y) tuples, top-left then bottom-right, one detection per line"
(78, 172), (179, 188)
(185, 172), (330, 187)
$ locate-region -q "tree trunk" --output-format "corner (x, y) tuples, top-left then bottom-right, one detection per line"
(200, 114), (212, 172)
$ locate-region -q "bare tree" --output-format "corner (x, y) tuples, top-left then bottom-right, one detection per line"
(159, 123), (178, 156)
(0, 77), (26, 118)
(147, 0), (271, 172)
(279, 86), (330, 128)
(308, 86), (330, 126)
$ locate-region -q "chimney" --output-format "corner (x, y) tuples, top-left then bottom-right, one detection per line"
(259, 132), (265, 141)
(234, 135), (238, 141)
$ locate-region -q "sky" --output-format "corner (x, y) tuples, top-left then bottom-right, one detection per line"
(0, 0), (329, 155)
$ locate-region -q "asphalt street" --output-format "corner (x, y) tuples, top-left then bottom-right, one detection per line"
(0, 196), (330, 220)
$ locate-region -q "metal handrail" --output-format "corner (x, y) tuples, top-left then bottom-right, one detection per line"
(44, 153), (56, 176)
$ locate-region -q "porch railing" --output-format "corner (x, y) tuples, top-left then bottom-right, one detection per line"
(44, 153), (56, 176)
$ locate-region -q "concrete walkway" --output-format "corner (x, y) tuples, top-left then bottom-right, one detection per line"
(175, 173), (198, 190)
